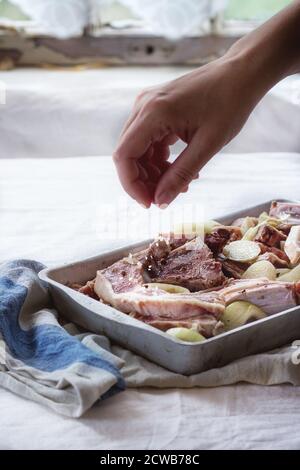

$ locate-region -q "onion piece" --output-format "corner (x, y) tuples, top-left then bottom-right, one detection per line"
(144, 283), (189, 294)
(242, 260), (277, 281)
(240, 217), (258, 235)
(222, 301), (266, 331)
(223, 240), (261, 263)
(166, 327), (205, 342)
(278, 264), (300, 282)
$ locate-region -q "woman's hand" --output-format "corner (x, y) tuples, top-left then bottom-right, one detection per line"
(113, 58), (258, 208)
(113, 1), (300, 208)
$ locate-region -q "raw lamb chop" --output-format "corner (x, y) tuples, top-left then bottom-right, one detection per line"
(98, 285), (225, 319)
(94, 236), (226, 337)
(276, 223), (292, 236)
(205, 225), (242, 255)
(254, 224), (286, 248)
(153, 236), (225, 291)
(257, 252), (289, 268)
(70, 280), (100, 300)
(94, 277), (225, 337)
(256, 243), (290, 268)
(98, 236), (224, 296)
(218, 256), (249, 278)
(130, 311), (225, 337)
(219, 278), (299, 315)
(160, 232), (194, 250)
(100, 238), (171, 295)
(258, 243), (290, 262)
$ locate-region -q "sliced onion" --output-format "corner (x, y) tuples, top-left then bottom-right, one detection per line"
(223, 240), (261, 262)
(144, 283), (190, 294)
(222, 301), (266, 331)
(242, 260), (277, 281)
(240, 217), (258, 235)
(258, 212), (281, 227)
(166, 327), (205, 342)
(278, 264), (300, 282)
(276, 268), (291, 277)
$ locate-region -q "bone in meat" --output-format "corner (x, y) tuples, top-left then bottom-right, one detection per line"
(254, 224), (286, 248)
(153, 236), (225, 291)
(219, 278), (298, 315)
(94, 278), (225, 320)
(205, 225), (242, 256)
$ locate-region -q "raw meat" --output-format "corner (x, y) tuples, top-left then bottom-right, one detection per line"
(99, 238), (170, 294)
(205, 225), (242, 255)
(130, 313), (225, 337)
(218, 256), (249, 278)
(153, 237), (225, 291)
(94, 281), (224, 318)
(254, 224), (286, 248)
(219, 278), (298, 315)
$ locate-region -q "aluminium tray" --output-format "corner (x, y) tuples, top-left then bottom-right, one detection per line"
(39, 199), (300, 375)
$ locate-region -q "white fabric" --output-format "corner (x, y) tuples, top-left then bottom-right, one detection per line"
(2, 385), (300, 450)
(1, 68), (300, 159)
(0, 66), (300, 449)
(10, 0), (227, 38)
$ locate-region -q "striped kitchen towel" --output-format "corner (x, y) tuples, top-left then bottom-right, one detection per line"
(0, 260), (125, 417)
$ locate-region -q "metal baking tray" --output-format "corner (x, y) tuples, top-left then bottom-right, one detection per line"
(39, 199), (300, 375)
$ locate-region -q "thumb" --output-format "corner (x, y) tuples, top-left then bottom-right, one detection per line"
(154, 132), (213, 206)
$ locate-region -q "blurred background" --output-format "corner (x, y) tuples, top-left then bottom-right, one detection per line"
(0, 0), (293, 67)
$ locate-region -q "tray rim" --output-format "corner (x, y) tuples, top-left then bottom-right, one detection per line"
(39, 197), (300, 349)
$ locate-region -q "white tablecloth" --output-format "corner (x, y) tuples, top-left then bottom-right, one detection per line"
(0, 67), (300, 450)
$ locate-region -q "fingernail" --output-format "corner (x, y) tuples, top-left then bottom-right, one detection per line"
(139, 202), (150, 209)
(156, 191), (174, 206)
(158, 203), (169, 210)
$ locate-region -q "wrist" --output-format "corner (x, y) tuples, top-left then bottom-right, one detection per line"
(224, 1), (300, 99)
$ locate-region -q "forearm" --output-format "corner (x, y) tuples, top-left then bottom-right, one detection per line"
(225, 1), (300, 101)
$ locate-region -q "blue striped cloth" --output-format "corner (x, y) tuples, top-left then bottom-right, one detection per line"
(0, 260), (125, 417)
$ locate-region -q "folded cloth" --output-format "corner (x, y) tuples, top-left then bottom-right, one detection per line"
(0, 260), (125, 418)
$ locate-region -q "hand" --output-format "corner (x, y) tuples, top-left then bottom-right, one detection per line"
(113, 57), (258, 208)
(113, 1), (300, 208)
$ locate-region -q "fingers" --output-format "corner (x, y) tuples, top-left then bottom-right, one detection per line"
(120, 109), (139, 139)
(154, 131), (215, 206)
(139, 147), (172, 200)
(113, 116), (163, 207)
(139, 158), (161, 184)
(119, 91), (150, 138)
(151, 134), (178, 166)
